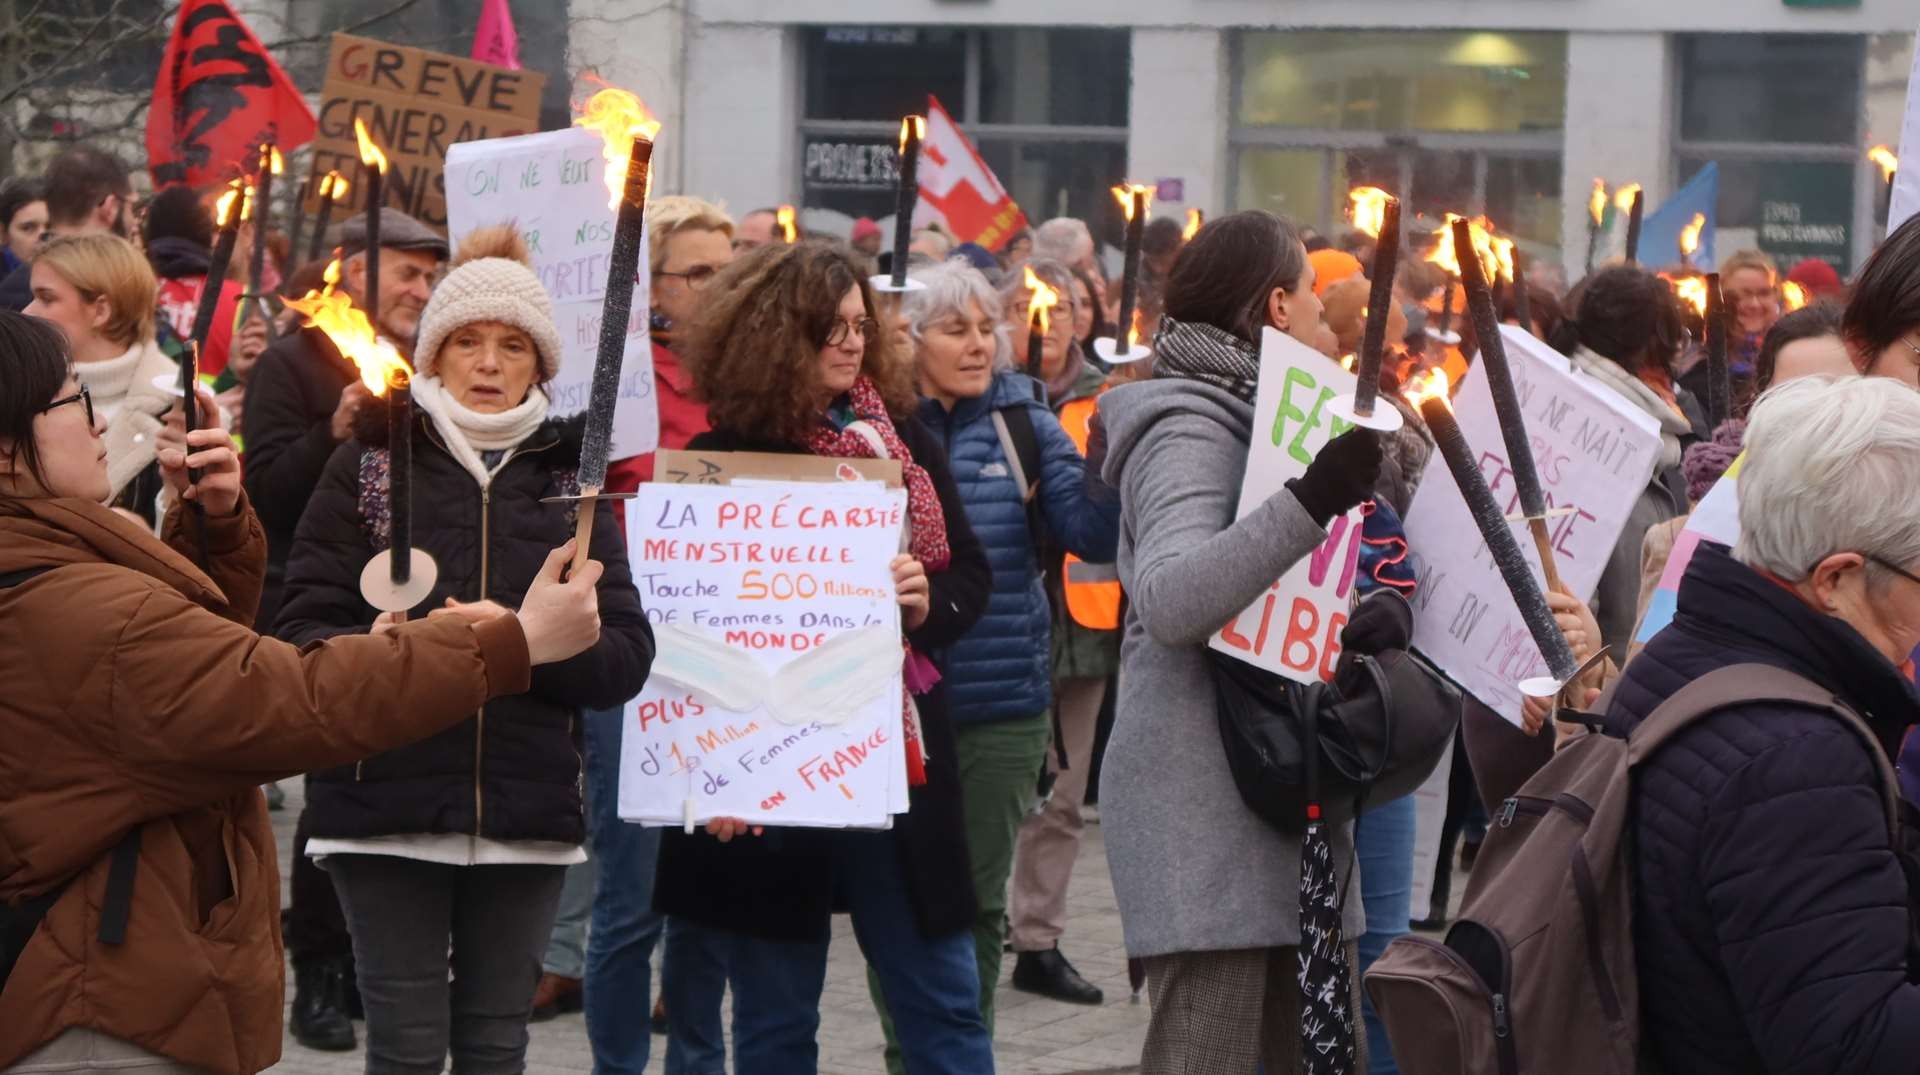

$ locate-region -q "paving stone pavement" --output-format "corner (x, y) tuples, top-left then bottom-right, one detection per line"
(265, 781), (1150, 1075)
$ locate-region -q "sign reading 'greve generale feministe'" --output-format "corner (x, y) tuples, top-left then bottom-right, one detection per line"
(306, 33), (546, 229)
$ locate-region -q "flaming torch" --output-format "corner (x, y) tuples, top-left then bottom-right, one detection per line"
(1585, 178), (1607, 273)
(285, 261), (433, 612)
(874, 115), (927, 294)
(1023, 264), (1061, 378)
(1703, 272), (1731, 429)
(1678, 211), (1705, 270)
(1781, 280), (1809, 312)
(1616, 183), (1645, 265)
(776, 205), (799, 244)
(1327, 187), (1403, 432)
(1096, 182), (1154, 364)
(566, 84), (662, 571)
(1405, 367), (1579, 700)
(1871, 145), (1898, 223)
(1183, 208), (1204, 241)
(306, 171), (350, 265)
(240, 143), (284, 340)
(354, 117), (391, 331)
(1668, 274), (1709, 319)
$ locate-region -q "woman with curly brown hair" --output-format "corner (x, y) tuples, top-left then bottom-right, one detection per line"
(653, 241), (995, 1075)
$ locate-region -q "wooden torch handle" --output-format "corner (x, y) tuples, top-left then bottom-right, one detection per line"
(1528, 516), (1565, 595)
(571, 488), (598, 577)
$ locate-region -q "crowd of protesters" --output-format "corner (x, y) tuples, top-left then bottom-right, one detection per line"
(0, 128), (1917, 1075)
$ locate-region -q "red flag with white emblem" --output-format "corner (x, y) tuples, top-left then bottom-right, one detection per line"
(918, 95), (1030, 251)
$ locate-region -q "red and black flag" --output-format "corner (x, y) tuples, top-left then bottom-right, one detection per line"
(147, 0), (315, 188)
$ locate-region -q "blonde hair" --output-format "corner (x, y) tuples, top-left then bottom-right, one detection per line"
(33, 233), (155, 347)
(647, 196), (734, 274)
(1719, 248), (1779, 286)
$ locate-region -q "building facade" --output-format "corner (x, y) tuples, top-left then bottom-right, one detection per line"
(571, 0), (1916, 282)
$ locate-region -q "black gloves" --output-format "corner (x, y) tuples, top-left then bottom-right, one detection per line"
(1286, 427), (1383, 527)
(1340, 590), (1413, 658)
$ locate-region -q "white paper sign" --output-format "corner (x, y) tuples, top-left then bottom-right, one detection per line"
(1890, 32), (1920, 234)
(445, 128), (659, 458)
(617, 482), (911, 828)
(1208, 328), (1367, 684)
(1403, 327), (1661, 725)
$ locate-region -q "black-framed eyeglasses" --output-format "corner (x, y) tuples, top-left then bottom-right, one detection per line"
(39, 384), (93, 428)
(823, 317), (880, 347)
(656, 265), (720, 290)
(1808, 552), (1920, 588)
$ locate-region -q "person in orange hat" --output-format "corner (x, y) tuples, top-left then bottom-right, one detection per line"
(1308, 247), (1363, 297)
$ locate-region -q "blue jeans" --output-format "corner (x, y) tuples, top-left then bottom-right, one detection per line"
(726, 830), (991, 1075)
(1355, 793), (1418, 1075)
(662, 917), (731, 1075)
(584, 705), (665, 1075)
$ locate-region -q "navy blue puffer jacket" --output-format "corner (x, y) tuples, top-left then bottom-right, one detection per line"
(1611, 542), (1920, 1075)
(917, 371), (1119, 723)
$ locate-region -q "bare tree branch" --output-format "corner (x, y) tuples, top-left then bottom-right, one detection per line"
(256, 0), (430, 52)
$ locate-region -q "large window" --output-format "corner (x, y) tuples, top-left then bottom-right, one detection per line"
(799, 27), (1129, 247)
(1674, 34), (1864, 274)
(1232, 30), (1566, 258)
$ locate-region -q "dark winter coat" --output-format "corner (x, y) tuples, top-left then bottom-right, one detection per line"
(915, 371), (1117, 723)
(653, 416), (991, 941)
(273, 408), (654, 845)
(240, 325), (360, 630)
(1611, 542), (1920, 1075)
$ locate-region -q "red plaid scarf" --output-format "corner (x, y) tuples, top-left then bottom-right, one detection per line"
(806, 376), (949, 785)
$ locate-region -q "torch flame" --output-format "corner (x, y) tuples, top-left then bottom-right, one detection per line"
(1614, 183), (1643, 214)
(267, 145), (284, 175)
(1426, 213), (1499, 281)
(353, 117), (389, 175)
(1781, 280), (1809, 312)
(1183, 208), (1203, 241)
(1491, 235), (1516, 285)
(573, 82), (663, 211)
(1127, 308), (1144, 349)
(284, 255), (410, 396)
(1679, 212), (1705, 258)
(1348, 187), (1392, 239)
(1024, 265), (1061, 337)
(898, 115), (925, 153)
(1589, 178), (1608, 228)
(1666, 274), (1709, 318)
(319, 170), (350, 203)
(1403, 366), (1451, 410)
(213, 177), (247, 228)
(1110, 183), (1154, 222)
(1870, 145), (1898, 183)
(776, 205), (798, 244)
(1340, 353), (1357, 373)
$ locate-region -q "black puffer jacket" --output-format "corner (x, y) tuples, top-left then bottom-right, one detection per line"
(1611, 542), (1920, 1075)
(274, 407), (654, 845)
(652, 416), (991, 942)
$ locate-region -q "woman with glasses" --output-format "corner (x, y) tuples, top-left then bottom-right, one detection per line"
(656, 241), (995, 1075)
(0, 307), (607, 1075)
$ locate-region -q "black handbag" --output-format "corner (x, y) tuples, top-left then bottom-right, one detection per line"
(1210, 590), (1459, 833)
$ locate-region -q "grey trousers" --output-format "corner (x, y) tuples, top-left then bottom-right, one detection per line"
(1139, 943), (1367, 1075)
(329, 855), (567, 1075)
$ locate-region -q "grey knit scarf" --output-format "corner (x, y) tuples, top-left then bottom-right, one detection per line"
(1151, 317), (1261, 404)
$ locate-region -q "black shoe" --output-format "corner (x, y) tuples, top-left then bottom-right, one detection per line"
(290, 957), (357, 1051)
(1012, 947), (1105, 1005)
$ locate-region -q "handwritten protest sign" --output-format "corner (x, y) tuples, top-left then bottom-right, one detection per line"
(618, 482), (911, 828)
(655, 448), (902, 488)
(1404, 327), (1661, 725)
(445, 128), (657, 457)
(307, 33), (545, 228)
(1208, 328), (1363, 684)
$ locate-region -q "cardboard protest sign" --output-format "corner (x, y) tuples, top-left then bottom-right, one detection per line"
(1207, 328), (1365, 684)
(307, 33), (545, 228)
(619, 482), (911, 828)
(1403, 327), (1661, 725)
(445, 128), (656, 457)
(655, 449), (902, 489)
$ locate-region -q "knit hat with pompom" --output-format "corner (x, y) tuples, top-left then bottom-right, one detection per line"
(413, 224), (564, 382)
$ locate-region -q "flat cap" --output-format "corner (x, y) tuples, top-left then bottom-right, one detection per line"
(334, 207), (449, 260)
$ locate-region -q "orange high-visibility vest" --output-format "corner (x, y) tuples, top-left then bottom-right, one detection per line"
(1057, 393), (1123, 631)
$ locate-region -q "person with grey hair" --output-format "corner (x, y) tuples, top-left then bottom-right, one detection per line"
(863, 258), (1120, 1072)
(1598, 375), (1920, 1074)
(1033, 217), (1095, 275)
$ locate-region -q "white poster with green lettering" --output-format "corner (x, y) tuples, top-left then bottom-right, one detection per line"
(618, 481), (912, 828)
(445, 127), (658, 457)
(1207, 328), (1366, 684)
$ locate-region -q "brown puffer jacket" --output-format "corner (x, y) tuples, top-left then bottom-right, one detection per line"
(0, 493), (531, 1074)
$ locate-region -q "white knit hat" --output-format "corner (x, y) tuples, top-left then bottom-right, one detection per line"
(413, 225), (565, 382)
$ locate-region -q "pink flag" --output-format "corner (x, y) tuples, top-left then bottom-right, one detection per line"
(472, 0), (522, 70)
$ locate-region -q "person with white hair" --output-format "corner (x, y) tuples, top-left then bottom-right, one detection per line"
(862, 258), (1119, 1073)
(1033, 217), (1096, 275)
(1602, 375), (1920, 1074)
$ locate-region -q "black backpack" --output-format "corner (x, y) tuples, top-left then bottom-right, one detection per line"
(0, 566), (142, 986)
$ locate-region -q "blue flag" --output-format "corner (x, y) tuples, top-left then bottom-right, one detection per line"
(1639, 162), (1718, 271)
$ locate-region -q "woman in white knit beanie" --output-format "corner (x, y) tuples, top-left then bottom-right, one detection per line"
(273, 224), (653, 1072)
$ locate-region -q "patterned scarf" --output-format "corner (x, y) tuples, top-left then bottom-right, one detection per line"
(1151, 317), (1262, 404)
(805, 376), (947, 787)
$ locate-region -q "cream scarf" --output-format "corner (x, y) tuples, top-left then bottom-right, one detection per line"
(408, 375), (550, 486)
(1570, 346), (1692, 470)
(76, 339), (178, 499)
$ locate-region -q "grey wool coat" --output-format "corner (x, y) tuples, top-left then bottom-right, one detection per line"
(1097, 377), (1368, 959)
